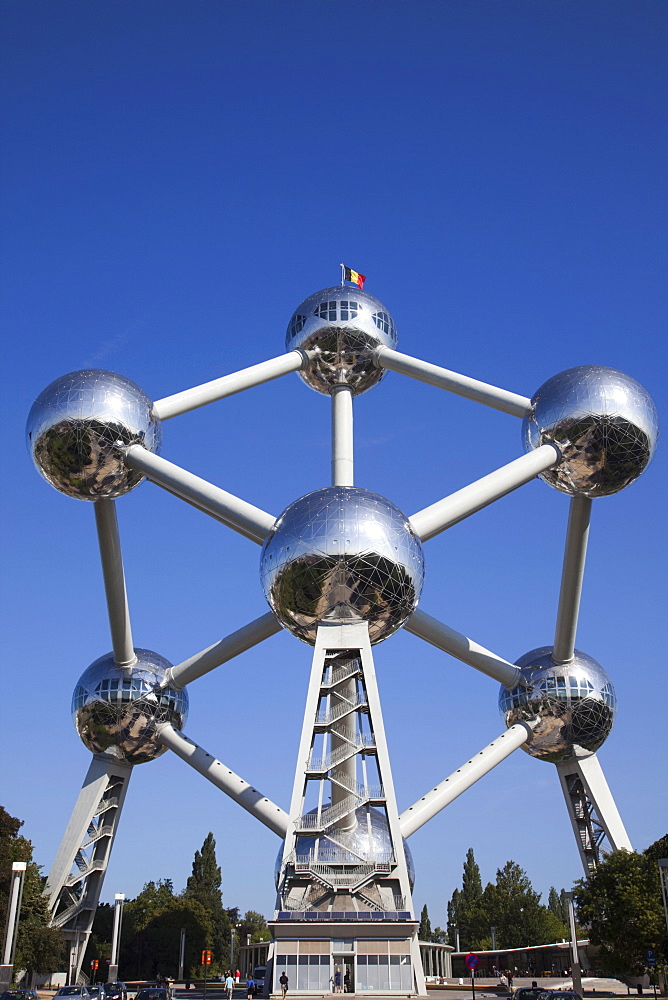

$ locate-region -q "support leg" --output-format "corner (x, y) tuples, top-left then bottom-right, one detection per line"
(556, 753), (632, 875)
(45, 754), (133, 980)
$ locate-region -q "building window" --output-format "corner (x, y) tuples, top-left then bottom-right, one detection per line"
(315, 301), (338, 321)
(289, 315), (307, 339)
(372, 311), (395, 337)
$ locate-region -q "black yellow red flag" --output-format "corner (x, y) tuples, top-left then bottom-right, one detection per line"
(342, 265), (366, 289)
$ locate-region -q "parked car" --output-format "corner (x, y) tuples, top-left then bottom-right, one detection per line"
(135, 989), (170, 1000)
(514, 988), (545, 1000)
(102, 983), (127, 1000)
(538, 991), (582, 1000)
(55, 988), (92, 1000)
(253, 967), (266, 994)
(88, 988), (103, 1000)
(0, 991), (40, 1000)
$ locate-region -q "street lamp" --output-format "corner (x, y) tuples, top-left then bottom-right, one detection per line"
(0, 862), (27, 989)
(109, 894), (125, 982)
(658, 860), (668, 935)
(490, 926), (496, 951)
(564, 892), (582, 998)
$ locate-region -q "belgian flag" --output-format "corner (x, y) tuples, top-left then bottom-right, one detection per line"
(343, 265), (366, 289)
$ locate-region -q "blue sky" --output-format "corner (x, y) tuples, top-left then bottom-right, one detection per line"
(1, 0), (666, 931)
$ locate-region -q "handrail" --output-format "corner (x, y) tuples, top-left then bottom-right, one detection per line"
(295, 794), (359, 830)
(317, 693), (367, 725)
(322, 661), (361, 689)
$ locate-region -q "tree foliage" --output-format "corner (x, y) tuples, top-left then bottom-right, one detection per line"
(0, 805), (65, 977)
(574, 836), (668, 978)
(446, 848), (568, 951)
(419, 904), (432, 941)
(184, 833), (231, 968)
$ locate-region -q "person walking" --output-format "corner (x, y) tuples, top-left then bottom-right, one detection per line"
(334, 968), (342, 993)
(246, 976), (255, 1000)
(225, 973), (235, 1000)
(279, 971), (289, 998)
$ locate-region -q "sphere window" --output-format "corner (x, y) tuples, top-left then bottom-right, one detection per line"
(339, 300), (359, 321)
(315, 301), (338, 321)
(373, 311), (395, 337)
(289, 314), (307, 339)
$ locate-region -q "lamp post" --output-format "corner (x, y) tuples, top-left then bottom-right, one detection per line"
(490, 927), (496, 951)
(108, 894), (125, 982)
(178, 928), (186, 982)
(0, 862), (27, 990)
(659, 860), (668, 934)
(564, 892), (582, 997)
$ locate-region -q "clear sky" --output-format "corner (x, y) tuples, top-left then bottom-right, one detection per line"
(1, 0), (666, 932)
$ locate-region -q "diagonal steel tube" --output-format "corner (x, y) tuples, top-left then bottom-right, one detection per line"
(374, 346), (532, 418)
(94, 500), (135, 666)
(405, 608), (521, 688)
(552, 496), (593, 664)
(409, 443), (560, 541)
(153, 350), (307, 420)
(399, 723), (533, 837)
(156, 723), (289, 838)
(166, 612), (282, 689)
(123, 445), (275, 544)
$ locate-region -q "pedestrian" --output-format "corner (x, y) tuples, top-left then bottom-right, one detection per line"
(334, 968), (342, 993)
(507, 970), (514, 991)
(279, 971), (289, 998)
(226, 972), (235, 999)
(246, 976), (255, 1000)
(236, 969), (241, 984)
(344, 970), (351, 994)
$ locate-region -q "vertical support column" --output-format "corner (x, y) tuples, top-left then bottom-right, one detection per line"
(556, 753), (632, 875)
(0, 862), (27, 989)
(331, 385), (354, 486)
(45, 754), (133, 981)
(108, 893), (125, 982)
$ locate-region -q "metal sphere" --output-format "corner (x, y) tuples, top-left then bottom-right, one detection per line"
(260, 486), (424, 645)
(285, 286), (398, 395)
(522, 365), (658, 497)
(276, 806), (415, 891)
(27, 369), (161, 500)
(499, 646), (617, 763)
(72, 648), (188, 765)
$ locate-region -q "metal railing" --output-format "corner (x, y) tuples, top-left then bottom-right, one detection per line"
(322, 660), (361, 688)
(295, 794), (359, 830)
(316, 693), (367, 725)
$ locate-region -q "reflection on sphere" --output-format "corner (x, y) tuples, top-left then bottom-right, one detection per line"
(72, 648), (188, 765)
(26, 369), (161, 500)
(285, 286), (397, 395)
(260, 487), (424, 645)
(499, 647), (616, 763)
(275, 806), (415, 890)
(522, 365), (658, 497)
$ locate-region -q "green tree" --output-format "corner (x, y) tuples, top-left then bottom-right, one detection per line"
(446, 849), (488, 949)
(482, 861), (566, 949)
(419, 904), (432, 942)
(574, 836), (668, 979)
(237, 911), (270, 944)
(0, 805), (65, 978)
(184, 834), (231, 969)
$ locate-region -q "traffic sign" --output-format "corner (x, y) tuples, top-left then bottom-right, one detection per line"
(466, 954), (479, 969)
(201, 949), (212, 965)
(646, 949), (656, 968)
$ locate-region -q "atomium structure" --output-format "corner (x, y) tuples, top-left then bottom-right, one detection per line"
(28, 281), (658, 995)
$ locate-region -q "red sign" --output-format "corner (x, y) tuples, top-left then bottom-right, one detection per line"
(201, 950), (212, 966)
(466, 953), (479, 969)
(91, 960), (99, 970)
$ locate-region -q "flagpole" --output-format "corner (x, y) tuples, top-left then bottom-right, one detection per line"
(340, 262), (345, 287)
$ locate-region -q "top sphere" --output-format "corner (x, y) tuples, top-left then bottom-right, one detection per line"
(27, 369), (161, 500)
(285, 286), (398, 395)
(260, 486), (424, 645)
(522, 365), (658, 497)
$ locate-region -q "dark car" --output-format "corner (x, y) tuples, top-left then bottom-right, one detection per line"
(88, 989), (103, 1000)
(514, 989), (546, 1000)
(0, 991), (40, 1000)
(538, 991), (582, 1000)
(55, 989), (92, 1000)
(135, 989), (170, 1000)
(102, 984), (127, 1000)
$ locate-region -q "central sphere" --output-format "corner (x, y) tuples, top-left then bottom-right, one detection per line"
(285, 286), (398, 395)
(260, 487), (424, 645)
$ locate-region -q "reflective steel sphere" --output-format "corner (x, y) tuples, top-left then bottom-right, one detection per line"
(499, 646), (616, 763)
(285, 286), (398, 395)
(72, 648), (188, 765)
(276, 806), (415, 890)
(523, 365), (658, 497)
(260, 487), (424, 645)
(27, 369), (161, 500)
